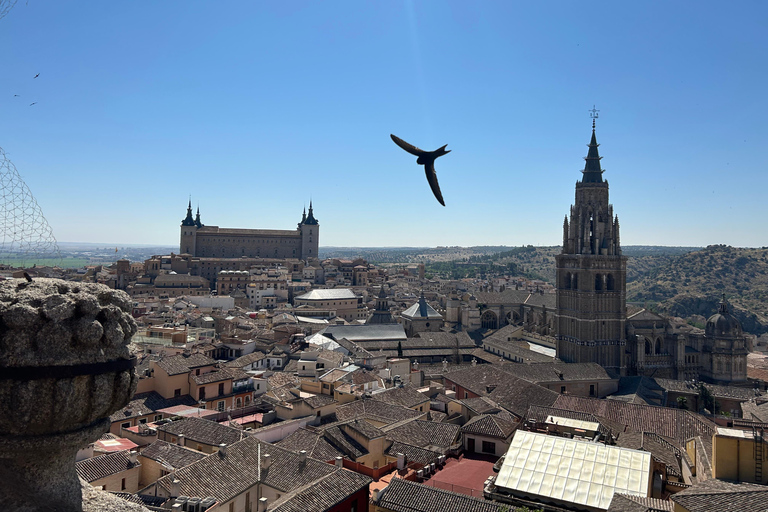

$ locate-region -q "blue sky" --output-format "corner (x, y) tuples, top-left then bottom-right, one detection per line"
(1, 2), (766, 248)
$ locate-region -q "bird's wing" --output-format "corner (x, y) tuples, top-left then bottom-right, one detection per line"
(391, 134), (425, 156)
(424, 162), (445, 206)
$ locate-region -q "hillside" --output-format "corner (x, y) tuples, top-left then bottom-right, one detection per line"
(627, 245), (768, 334)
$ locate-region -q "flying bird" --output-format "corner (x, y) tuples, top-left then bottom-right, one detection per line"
(23, 272), (33, 282)
(13, 94), (20, 97)
(390, 134), (450, 206)
(29, 102), (36, 106)
(33, 73), (39, 78)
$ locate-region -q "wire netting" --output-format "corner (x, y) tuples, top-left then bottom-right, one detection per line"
(0, 147), (61, 266)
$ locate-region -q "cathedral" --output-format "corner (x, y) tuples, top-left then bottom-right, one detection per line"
(554, 119), (748, 384)
(179, 201), (319, 260)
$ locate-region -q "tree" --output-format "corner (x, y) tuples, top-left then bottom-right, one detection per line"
(677, 396), (688, 410)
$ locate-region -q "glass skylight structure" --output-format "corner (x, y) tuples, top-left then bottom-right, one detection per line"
(495, 430), (651, 511)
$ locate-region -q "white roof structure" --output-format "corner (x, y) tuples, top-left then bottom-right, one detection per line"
(545, 415), (600, 433)
(496, 430), (652, 511)
(295, 289), (357, 300)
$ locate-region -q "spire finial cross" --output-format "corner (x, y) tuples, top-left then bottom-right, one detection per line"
(589, 105), (600, 129)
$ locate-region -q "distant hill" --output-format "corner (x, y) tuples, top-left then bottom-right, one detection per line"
(627, 245), (768, 334)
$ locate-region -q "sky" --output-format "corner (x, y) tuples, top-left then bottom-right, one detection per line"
(1, 2), (767, 249)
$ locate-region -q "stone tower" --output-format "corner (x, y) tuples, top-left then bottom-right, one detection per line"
(299, 201), (319, 260)
(555, 119), (628, 374)
(179, 199), (198, 255)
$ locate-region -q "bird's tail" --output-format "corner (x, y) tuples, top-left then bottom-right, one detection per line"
(436, 144), (451, 157)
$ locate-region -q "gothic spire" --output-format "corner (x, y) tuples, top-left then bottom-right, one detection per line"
(305, 200), (318, 225)
(581, 107), (604, 184)
(194, 206), (203, 228)
(181, 198), (195, 226)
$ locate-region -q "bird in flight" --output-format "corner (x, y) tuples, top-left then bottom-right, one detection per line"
(13, 94), (20, 97)
(29, 102), (37, 106)
(33, 73), (40, 78)
(390, 134), (450, 206)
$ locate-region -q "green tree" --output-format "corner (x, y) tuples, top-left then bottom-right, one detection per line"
(676, 396), (687, 410)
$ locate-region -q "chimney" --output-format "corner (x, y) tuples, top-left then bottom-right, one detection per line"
(263, 453), (272, 469)
(128, 450), (138, 465)
(218, 443), (227, 457)
(335, 456), (343, 467)
(258, 497), (269, 512)
(396, 453), (405, 470)
(299, 449), (307, 462)
(177, 434), (185, 446)
(171, 478), (181, 497)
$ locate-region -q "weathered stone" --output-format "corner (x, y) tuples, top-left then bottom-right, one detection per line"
(0, 278), (138, 512)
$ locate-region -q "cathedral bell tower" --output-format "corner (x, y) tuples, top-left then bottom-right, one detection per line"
(555, 110), (628, 374)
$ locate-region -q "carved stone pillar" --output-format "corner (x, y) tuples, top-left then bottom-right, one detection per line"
(0, 279), (138, 512)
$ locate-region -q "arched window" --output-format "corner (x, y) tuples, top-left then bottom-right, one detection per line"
(655, 338), (662, 355)
(606, 274), (615, 291)
(595, 274), (603, 291)
(645, 339), (651, 355)
(564, 272), (571, 289)
(481, 310), (498, 330)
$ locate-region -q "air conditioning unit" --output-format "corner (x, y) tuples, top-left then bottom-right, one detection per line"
(187, 497), (201, 512)
(174, 496), (189, 509)
(438, 455), (446, 465)
(200, 497), (216, 511)
(417, 470), (424, 479)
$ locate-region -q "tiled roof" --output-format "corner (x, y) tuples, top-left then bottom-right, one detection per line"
(371, 386), (429, 409)
(523, 293), (556, 308)
(191, 367), (248, 385)
(376, 478), (506, 512)
(345, 418), (385, 439)
(275, 428), (344, 461)
(608, 376), (665, 406)
(608, 493), (674, 512)
(670, 478), (768, 512)
(460, 414), (516, 439)
(444, 365), (510, 396)
(110, 493), (167, 508)
(157, 417), (245, 447)
(156, 436), (370, 504)
(223, 351), (266, 368)
(268, 467), (371, 512)
(385, 441), (442, 465)
(335, 398), (424, 424)
(553, 395), (717, 460)
(304, 394), (337, 409)
(509, 362), (614, 383)
(109, 391), (197, 422)
(76, 450), (139, 483)
(139, 440), (206, 469)
(156, 353), (216, 376)
(461, 396), (502, 415)
(473, 290), (530, 306)
(322, 425), (369, 459)
(488, 376), (559, 418)
(383, 419), (461, 451)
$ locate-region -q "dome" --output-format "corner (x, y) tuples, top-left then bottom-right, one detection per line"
(706, 298), (742, 337)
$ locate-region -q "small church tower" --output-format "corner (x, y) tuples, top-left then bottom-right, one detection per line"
(180, 200), (199, 255)
(555, 110), (628, 374)
(299, 201), (319, 260)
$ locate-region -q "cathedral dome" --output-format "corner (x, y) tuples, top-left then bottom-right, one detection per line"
(706, 298), (742, 338)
